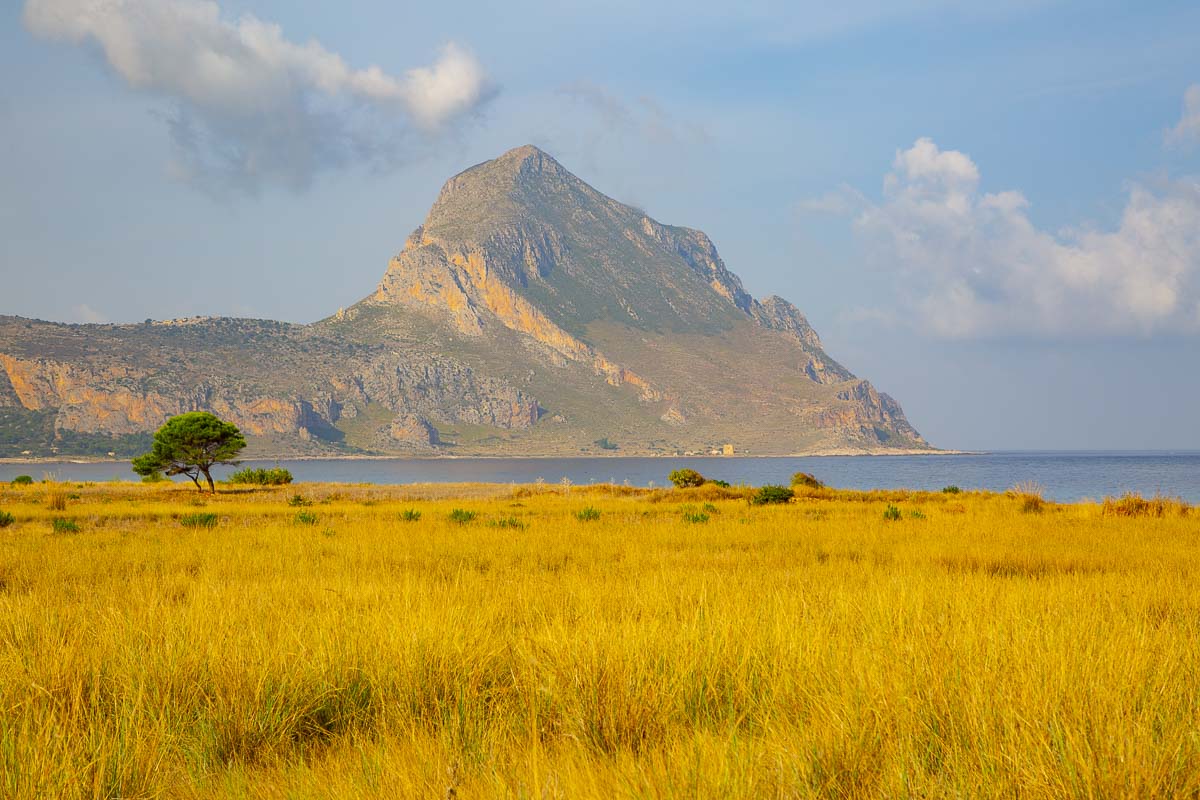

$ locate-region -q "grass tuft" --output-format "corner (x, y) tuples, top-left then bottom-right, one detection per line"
(51, 518), (80, 534)
(180, 512), (219, 529)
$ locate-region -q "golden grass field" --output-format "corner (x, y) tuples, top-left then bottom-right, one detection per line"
(0, 479), (1197, 799)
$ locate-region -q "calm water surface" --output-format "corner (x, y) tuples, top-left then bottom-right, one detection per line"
(3, 452), (1199, 503)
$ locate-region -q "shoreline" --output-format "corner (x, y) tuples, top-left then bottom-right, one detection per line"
(1, 448), (974, 465)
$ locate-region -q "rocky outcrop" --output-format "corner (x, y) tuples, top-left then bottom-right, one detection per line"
(0, 362), (20, 408)
(385, 414), (441, 448)
(347, 356), (540, 429)
(793, 380), (924, 444)
(752, 296), (823, 349)
(375, 233), (663, 401)
(636, 218), (753, 311)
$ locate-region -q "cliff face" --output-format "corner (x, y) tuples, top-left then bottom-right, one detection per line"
(0, 145), (929, 457)
(0, 319), (537, 455)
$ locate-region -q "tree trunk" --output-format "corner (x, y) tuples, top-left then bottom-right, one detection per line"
(201, 468), (215, 494)
(187, 473), (202, 491)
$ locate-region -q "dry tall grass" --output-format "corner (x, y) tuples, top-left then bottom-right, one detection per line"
(0, 482), (1196, 798)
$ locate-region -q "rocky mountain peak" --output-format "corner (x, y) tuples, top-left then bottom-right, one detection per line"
(0, 145), (930, 458)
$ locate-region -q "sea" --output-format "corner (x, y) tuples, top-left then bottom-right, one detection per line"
(2, 451), (1199, 504)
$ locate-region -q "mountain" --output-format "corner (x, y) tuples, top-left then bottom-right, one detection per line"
(0, 145), (929, 458)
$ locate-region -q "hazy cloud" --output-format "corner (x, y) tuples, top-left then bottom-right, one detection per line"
(1165, 84), (1200, 148)
(798, 185), (868, 215)
(852, 138), (1200, 338)
(71, 303), (108, 323)
(559, 81), (708, 148)
(24, 0), (495, 193)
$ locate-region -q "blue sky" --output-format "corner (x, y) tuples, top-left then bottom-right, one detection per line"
(2, 0), (1198, 450)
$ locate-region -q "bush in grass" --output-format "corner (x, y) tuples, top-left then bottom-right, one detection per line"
(1102, 493), (1189, 518)
(790, 472), (824, 490)
(575, 507), (601, 522)
(883, 505), (902, 521)
(288, 494), (312, 507)
(294, 511), (318, 525)
(0, 511), (14, 528)
(942, 485), (962, 494)
(489, 517), (525, 530)
(682, 511), (710, 524)
(1008, 481), (1045, 514)
(750, 485), (794, 505)
(180, 512), (218, 529)
(448, 509), (477, 524)
(11, 475), (33, 486)
(227, 467), (293, 486)
(52, 518), (80, 534)
(399, 509), (422, 522)
(668, 469), (706, 489)
(710, 479), (731, 488)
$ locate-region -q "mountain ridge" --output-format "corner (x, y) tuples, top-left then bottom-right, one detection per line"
(0, 145), (929, 458)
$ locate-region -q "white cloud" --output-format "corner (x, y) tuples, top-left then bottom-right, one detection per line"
(72, 303), (107, 323)
(1166, 84), (1200, 148)
(24, 0), (495, 193)
(854, 138), (1200, 338)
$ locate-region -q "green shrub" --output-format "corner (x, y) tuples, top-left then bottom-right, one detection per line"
(287, 494), (312, 507)
(750, 485), (794, 505)
(668, 469), (706, 488)
(702, 503), (718, 513)
(790, 472), (824, 489)
(593, 437), (618, 451)
(399, 509), (422, 522)
(909, 509), (927, 520)
(294, 511), (318, 525)
(180, 512), (219, 529)
(489, 517), (525, 530)
(710, 479), (731, 488)
(448, 509), (477, 524)
(11, 475), (33, 486)
(227, 467), (294, 486)
(682, 511), (710, 524)
(52, 518), (80, 534)
(883, 505), (902, 521)
(0, 511), (14, 528)
(942, 485), (961, 494)
(575, 507), (601, 522)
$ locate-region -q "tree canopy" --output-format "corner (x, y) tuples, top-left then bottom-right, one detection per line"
(131, 412), (246, 492)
